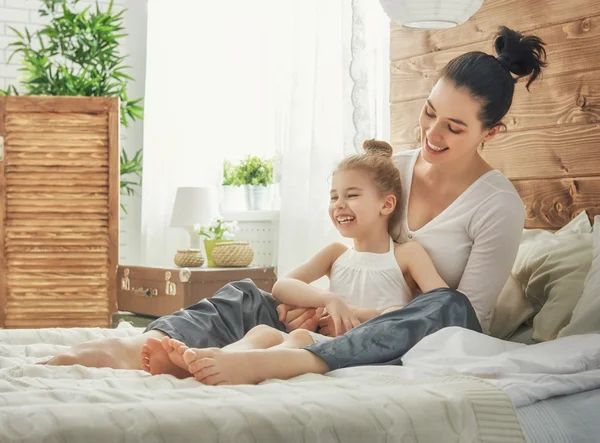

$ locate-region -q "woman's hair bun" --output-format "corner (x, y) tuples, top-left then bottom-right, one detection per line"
(494, 26), (547, 90)
(362, 139), (393, 158)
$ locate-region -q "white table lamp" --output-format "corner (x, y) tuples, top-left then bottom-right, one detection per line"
(170, 187), (219, 249)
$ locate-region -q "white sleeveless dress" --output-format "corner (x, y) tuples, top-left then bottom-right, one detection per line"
(307, 237), (412, 343)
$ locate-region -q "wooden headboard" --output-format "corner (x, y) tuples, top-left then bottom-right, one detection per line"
(390, 0), (600, 230)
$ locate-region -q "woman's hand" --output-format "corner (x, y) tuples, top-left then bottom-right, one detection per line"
(324, 295), (361, 336)
(277, 304), (323, 333)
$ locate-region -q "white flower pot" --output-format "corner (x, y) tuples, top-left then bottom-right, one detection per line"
(220, 185), (247, 212)
(244, 184), (272, 210)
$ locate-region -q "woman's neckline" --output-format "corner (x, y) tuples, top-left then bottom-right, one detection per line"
(403, 149), (499, 234)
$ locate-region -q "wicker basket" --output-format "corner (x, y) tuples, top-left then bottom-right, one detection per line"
(211, 241), (254, 267)
(174, 249), (205, 267)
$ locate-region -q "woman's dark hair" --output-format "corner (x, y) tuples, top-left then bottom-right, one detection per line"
(441, 26), (547, 129)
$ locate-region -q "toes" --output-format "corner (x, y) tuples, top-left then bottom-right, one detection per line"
(160, 336), (171, 351)
(188, 357), (216, 375)
(183, 348), (216, 365)
(144, 337), (163, 351)
(182, 349), (199, 365)
(170, 339), (189, 354)
(177, 345), (188, 355)
(168, 338), (185, 352)
(198, 373), (225, 386)
(194, 365), (219, 381)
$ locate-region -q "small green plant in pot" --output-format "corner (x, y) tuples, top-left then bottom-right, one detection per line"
(1, 0), (144, 213)
(196, 218), (240, 267)
(221, 160), (246, 212)
(238, 156), (274, 210)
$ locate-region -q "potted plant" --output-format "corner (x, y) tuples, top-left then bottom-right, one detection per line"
(1, 0), (144, 213)
(196, 218), (240, 267)
(220, 160), (246, 213)
(238, 155), (274, 210)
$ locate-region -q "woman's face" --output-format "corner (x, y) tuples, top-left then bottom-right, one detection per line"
(419, 77), (499, 165)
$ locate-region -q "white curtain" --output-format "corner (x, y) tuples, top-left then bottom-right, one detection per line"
(141, 0), (389, 271)
(276, 0), (390, 281)
(141, 0), (293, 266)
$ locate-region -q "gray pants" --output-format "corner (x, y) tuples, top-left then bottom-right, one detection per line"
(146, 280), (481, 370)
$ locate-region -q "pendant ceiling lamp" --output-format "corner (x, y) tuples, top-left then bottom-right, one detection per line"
(379, 0), (483, 29)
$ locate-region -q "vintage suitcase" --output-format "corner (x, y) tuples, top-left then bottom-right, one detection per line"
(117, 265), (277, 317)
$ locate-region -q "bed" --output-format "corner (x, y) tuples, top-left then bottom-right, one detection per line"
(5, 186), (600, 442)
(1, 323), (599, 442)
(1, 193), (599, 443)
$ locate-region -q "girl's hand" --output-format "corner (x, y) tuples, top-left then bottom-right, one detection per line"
(277, 304), (323, 332)
(318, 314), (335, 337)
(324, 295), (361, 336)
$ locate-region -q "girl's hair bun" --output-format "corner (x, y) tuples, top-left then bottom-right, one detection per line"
(363, 139), (393, 158)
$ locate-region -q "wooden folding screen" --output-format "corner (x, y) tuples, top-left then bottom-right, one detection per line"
(0, 97), (119, 328)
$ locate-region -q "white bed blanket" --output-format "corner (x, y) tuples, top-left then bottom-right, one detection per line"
(0, 326), (528, 443)
(401, 327), (600, 407)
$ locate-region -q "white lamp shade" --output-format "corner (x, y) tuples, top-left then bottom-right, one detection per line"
(379, 0), (483, 29)
(170, 187), (219, 228)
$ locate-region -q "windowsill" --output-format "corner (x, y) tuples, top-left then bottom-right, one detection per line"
(221, 210), (280, 222)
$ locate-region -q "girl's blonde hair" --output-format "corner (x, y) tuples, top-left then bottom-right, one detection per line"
(334, 140), (403, 233)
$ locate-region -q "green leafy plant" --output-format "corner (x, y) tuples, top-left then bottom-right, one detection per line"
(120, 149), (143, 200)
(238, 156), (274, 186)
(1, 0), (144, 212)
(222, 160), (243, 186)
(195, 219), (240, 241)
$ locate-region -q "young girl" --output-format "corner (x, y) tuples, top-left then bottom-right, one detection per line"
(141, 139), (448, 382)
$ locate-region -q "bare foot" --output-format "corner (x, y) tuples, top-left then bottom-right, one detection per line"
(183, 347), (330, 385)
(43, 335), (158, 370)
(140, 337), (191, 379)
(162, 337), (191, 371)
(183, 347), (260, 385)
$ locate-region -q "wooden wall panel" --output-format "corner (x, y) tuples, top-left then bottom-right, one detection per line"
(390, 0), (600, 230)
(391, 70), (600, 144)
(391, 16), (600, 102)
(390, 0), (600, 61)
(0, 96), (119, 328)
(514, 178), (600, 229)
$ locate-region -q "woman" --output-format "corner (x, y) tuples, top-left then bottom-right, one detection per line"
(45, 26), (546, 381)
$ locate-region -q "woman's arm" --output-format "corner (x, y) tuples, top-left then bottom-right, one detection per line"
(457, 192), (525, 333)
(400, 241), (449, 293)
(272, 242), (347, 307)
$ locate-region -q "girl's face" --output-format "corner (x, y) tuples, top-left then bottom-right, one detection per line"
(419, 77), (500, 165)
(329, 169), (395, 239)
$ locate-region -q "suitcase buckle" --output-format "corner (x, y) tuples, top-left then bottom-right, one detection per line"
(121, 268), (131, 290)
(165, 271), (177, 296)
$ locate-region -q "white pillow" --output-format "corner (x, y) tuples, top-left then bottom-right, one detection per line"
(558, 216), (600, 337)
(489, 274), (535, 339)
(512, 211), (593, 341)
(490, 212), (592, 340)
